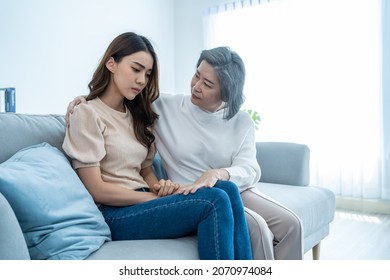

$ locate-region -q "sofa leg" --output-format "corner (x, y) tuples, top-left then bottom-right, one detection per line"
(312, 242), (321, 260)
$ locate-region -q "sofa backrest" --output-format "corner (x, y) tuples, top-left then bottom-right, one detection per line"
(0, 113), (66, 163)
(0, 113), (310, 187)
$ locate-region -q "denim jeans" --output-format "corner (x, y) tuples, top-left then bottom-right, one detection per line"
(99, 180), (252, 260)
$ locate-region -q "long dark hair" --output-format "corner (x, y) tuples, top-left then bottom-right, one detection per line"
(87, 32), (159, 148)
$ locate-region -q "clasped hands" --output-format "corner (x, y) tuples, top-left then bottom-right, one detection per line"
(153, 169), (229, 197)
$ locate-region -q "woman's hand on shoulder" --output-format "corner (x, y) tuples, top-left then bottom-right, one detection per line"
(66, 95), (87, 126)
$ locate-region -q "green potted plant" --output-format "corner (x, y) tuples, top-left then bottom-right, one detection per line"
(243, 109), (261, 130)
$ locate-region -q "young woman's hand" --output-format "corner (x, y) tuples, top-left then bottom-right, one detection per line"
(65, 95), (87, 125)
(153, 179), (181, 197)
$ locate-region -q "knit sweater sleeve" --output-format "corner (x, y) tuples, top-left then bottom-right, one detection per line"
(62, 103), (106, 169)
(224, 121), (261, 189)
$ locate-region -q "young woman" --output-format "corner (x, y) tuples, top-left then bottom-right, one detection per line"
(66, 44), (303, 259)
(62, 32), (252, 260)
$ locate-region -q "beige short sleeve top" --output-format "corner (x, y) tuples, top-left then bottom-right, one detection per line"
(62, 98), (155, 190)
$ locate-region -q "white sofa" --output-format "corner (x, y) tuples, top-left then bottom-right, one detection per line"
(0, 113), (335, 260)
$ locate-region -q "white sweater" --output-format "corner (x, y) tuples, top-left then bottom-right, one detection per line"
(153, 94), (261, 189)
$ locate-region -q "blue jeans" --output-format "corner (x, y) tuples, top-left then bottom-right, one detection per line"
(99, 181), (252, 260)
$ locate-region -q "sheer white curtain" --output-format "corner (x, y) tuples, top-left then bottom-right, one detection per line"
(382, 0), (390, 199)
(204, 0), (389, 199)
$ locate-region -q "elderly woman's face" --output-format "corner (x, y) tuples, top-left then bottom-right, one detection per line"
(190, 60), (224, 113)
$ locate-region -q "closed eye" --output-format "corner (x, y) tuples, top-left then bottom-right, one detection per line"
(195, 70), (214, 88)
(204, 82), (212, 88)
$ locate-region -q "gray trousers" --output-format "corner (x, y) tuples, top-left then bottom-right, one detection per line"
(241, 187), (304, 260)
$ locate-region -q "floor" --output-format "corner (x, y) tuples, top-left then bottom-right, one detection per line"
(304, 209), (390, 260)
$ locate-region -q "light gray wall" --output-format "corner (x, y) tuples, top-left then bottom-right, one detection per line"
(0, 0), (175, 114)
(0, 0), (229, 114)
(173, 0), (226, 94)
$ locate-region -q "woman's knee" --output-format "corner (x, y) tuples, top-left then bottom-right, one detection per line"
(214, 180), (238, 190)
(284, 211), (303, 236)
(193, 187), (232, 211)
(214, 180), (241, 198)
(244, 208), (275, 260)
(240, 188), (303, 236)
(194, 188), (234, 232)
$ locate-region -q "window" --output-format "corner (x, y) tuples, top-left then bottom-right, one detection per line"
(205, 0), (389, 199)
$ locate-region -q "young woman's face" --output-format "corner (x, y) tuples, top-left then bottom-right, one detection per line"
(190, 60), (224, 112)
(108, 51), (153, 101)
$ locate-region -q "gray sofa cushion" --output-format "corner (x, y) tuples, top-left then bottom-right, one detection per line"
(0, 142), (111, 259)
(87, 237), (199, 260)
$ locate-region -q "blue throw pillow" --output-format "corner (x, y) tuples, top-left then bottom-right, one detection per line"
(0, 143), (111, 260)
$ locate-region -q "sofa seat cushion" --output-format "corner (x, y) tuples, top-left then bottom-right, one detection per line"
(0, 143), (111, 259)
(254, 182), (336, 251)
(87, 236), (199, 260)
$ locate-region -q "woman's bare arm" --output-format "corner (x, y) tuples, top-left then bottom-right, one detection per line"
(77, 166), (158, 206)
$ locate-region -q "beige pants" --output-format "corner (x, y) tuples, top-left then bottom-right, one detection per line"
(241, 187), (304, 260)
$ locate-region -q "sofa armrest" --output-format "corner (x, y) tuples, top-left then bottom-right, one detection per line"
(0, 192), (30, 259)
(256, 142), (310, 186)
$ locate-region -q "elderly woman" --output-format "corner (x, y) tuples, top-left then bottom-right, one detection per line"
(153, 47), (303, 260)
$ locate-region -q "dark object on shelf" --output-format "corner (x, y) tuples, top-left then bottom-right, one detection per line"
(0, 88), (16, 112)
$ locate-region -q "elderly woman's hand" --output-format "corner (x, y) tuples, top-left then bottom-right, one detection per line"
(176, 169), (230, 195)
(65, 95), (87, 126)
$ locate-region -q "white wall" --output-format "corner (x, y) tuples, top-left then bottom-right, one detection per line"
(0, 0), (175, 114)
(173, 0), (228, 94)
(0, 0), (229, 114)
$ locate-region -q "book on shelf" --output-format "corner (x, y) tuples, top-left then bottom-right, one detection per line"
(0, 88), (16, 112)
(0, 90), (4, 113)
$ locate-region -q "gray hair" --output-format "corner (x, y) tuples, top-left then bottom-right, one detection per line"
(197, 47), (245, 120)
